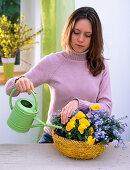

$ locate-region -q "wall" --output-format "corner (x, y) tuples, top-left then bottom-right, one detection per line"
(0, 0), (42, 144)
(75, 0), (130, 141)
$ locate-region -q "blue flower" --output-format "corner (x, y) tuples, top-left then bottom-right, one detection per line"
(107, 118), (111, 123)
(86, 112), (94, 118)
(94, 122), (100, 129)
(94, 132), (100, 139)
(50, 112), (58, 122)
(52, 112), (58, 117)
(104, 125), (110, 130)
(82, 107), (90, 114)
(94, 128), (103, 138)
(110, 115), (115, 119)
(98, 109), (109, 117)
(112, 125), (117, 129)
(99, 119), (104, 125)
(119, 139), (123, 144)
(120, 125), (125, 131)
(113, 129), (121, 138)
(114, 144), (119, 149)
(105, 144), (109, 148)
(85, 136), (88, 140)
(124, 123), (128, 127)
(119, 129), (124, 134)
(103, 135), (110, 143)
(94, 114), (100, 121)
(94, 119), (103, 127)
(101, 131), (106, 138)
(122, 144), (127, 150)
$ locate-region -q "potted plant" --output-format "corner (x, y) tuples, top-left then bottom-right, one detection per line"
(52, 104), (127, 159)
(0, 14), (42, 78)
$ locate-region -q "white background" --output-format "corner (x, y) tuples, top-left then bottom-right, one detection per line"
(0, 0), (129, 143)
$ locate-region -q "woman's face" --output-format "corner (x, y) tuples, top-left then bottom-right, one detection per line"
(70, 19), (92, 53)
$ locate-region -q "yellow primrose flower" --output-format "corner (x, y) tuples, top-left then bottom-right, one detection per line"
(79, 118), (90, 127)
(90, 104), (101, 110)
(70, 117), (76, 123)
(75, 111), (85, 119)
(86, 136), (96, 145)
(66, 121), (75, 131)
(88, 127), (94, 135)
(78, 124), (87, 134)
(68, 132), (71, 135)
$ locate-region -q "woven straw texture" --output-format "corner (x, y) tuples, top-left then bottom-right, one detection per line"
(52, 129), (106, 159)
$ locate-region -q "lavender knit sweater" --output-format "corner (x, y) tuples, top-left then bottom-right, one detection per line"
(5, 50), (112, 135)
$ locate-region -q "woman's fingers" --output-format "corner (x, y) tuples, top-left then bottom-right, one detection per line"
(24, 80), (37, 95)
(24, 79), (32, 94)
(61, 108), (68, 124)
(15, 80), (23, 92)
(16, 78), (28, 93)
(19, 79), (27, 92)
(30, 82), (37, 94)
(68, 107), (74, 117)
(60, 106), (73, 124)
(15, 77), (36, 95)
(59, 100), (79, 124)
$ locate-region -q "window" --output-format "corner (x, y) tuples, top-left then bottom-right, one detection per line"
(0, 0), (20, 66)
(0, 0), (41, 74)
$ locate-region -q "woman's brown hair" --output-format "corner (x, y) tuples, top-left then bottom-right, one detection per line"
(61, 7), (105, 76)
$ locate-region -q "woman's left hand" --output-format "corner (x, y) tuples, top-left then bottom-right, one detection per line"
(57, 99), (79, 124)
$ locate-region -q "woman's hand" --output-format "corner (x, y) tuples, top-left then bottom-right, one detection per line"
(58, 99), (79, 124)
(15, 77), (36, 95)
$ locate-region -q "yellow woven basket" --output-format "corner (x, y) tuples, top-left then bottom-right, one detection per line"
(52, 129), (106, 159)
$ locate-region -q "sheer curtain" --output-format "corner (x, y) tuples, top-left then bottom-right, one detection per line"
(39, 0), (75, 140)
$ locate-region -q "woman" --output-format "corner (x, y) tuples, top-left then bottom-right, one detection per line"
(5, 7), (112, 143)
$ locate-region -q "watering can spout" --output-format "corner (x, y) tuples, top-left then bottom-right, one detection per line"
(31, 117), (62, 129)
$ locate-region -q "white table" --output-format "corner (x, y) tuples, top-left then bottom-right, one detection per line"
(0, 143), (130, 170)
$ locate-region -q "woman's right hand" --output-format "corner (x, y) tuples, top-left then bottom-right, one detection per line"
(15, 77), (36, 95)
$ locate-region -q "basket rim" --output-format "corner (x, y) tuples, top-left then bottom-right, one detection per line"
(52, 129), (106, 147)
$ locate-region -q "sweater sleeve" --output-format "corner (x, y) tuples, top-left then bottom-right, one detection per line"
(5, 53), (57, 96)
(75, 61), (112, 114)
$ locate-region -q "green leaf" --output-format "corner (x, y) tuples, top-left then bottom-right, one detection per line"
(78, 133), (82, 141)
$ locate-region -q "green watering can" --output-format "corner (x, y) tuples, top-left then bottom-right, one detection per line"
(7, 88), (62, 133)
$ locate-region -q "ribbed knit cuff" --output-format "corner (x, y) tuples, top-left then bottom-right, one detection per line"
(5, 77), (20, 96)
(73, 97), (91, 109)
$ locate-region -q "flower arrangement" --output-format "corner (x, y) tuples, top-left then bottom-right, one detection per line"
(0, 14), (42, 58)
(52, 104), (128, 150)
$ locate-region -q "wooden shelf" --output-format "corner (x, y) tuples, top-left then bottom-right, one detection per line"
(0, 72), (25, 85)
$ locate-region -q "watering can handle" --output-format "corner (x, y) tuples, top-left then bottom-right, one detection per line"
(9, 88), (38, 111)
